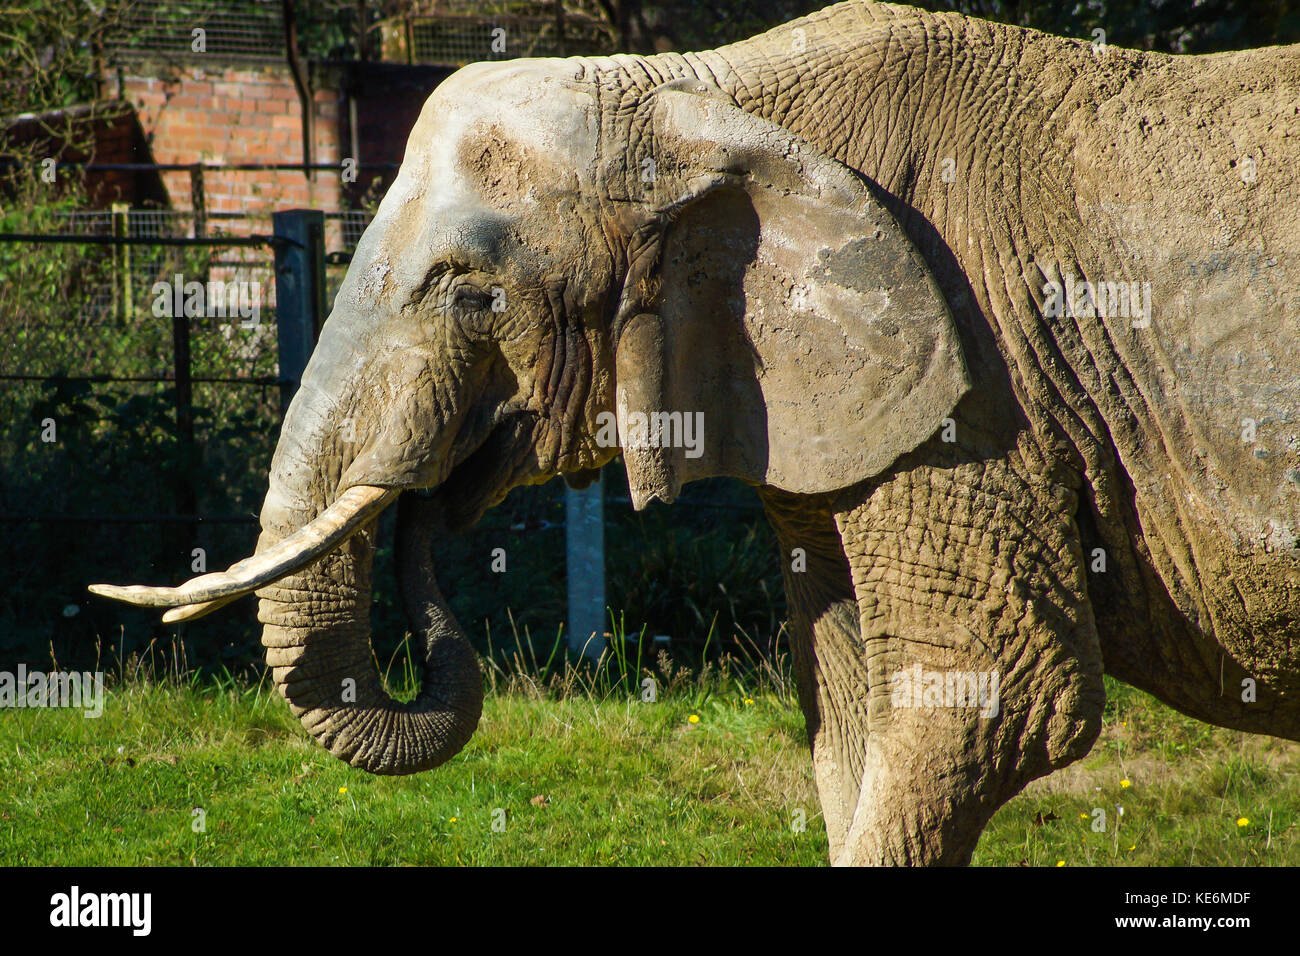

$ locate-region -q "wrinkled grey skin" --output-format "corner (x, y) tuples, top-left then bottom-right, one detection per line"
(95, 1), (1300, 865)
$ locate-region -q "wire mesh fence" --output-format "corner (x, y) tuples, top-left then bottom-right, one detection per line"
(107, 0), (288, 61)
(0, 199), (335, 669)
(403, 12), (616, 64)
(102, 0), (616, 67)
(0, 187), (783, 677)
(407, 14), (561, 62)
(3, 208), (278, 381)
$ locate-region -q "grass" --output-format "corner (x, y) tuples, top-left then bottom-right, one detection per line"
(972, 678), (1300, 866)
(2, 658), (1298, 865)
(1, 675), (824, 866)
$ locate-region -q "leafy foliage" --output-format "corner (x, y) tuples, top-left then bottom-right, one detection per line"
(0, 180), (282, 670)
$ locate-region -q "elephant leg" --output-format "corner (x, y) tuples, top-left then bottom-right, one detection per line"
(831, 447), (1106, 866)
(760, 488), (870, 858)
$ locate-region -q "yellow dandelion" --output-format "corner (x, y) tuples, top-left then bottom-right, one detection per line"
(1056, 860), (1066, 867)
(449, 817), (458, 823)
(743, 697), (755, 705)
(1079, 812), (1088, 819)
(688, 714), (700, 724)
(1237, 817), (1250, 827)
(1120, 779), (1131, 788)
(338, 787), (347, 794)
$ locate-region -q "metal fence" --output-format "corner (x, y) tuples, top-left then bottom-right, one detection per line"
(407, 14), (559, 63)
(102, 0), (616, 67)
(401, 11), (615, 64)
(107, 0), (290, 61)
(0, 174), (781, 676)
(0, 174), (339, 669)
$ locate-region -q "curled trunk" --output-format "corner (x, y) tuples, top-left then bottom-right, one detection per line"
(257, 489), (482, 775)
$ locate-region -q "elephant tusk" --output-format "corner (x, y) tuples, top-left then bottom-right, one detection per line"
(161, 594), (240, 623)
(88, 485), (400, 611)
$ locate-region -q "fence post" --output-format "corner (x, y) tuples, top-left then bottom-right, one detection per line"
(273, 209), (326, 413)
(189, 164), (207, 240)
(171, 212), (197, 557)
(566, 473), (606, 660)
(111, 202), (132, 322)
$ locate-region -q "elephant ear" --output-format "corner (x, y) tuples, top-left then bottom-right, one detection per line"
(612, 83), (970, 508)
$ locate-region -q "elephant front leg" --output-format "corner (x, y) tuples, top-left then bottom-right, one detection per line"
(832, 452), (1106, 866)
(759, 489), (871, 860)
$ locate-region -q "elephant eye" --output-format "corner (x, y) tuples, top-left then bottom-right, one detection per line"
(453, 284), (493, 312)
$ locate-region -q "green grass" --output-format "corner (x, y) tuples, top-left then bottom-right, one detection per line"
(973, 678), (1300, 866)
(3, 673), (1298, 865)
(0, 669), (825, 866)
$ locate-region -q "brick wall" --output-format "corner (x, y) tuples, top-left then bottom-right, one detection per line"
(340, 61), (455, 208)
(1, 103), (167, 209)
(110, 59), (452, 318)
(120, 63), (344, 228)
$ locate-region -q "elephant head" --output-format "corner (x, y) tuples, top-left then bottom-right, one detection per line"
(89, 59), (969, 774)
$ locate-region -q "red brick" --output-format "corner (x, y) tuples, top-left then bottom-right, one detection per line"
(157, 122), (191, 141)
(176, 136), (218, 154)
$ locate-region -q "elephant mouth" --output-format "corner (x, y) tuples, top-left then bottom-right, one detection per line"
(87, 412), (544, 624)
(427, 413), (543, 532)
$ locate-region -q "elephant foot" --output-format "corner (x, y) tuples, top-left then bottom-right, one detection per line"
(827, 620), (1105, 866)
(831, 717), (1005, 866)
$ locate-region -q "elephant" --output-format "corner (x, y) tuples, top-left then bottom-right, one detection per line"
(90, 0), (1300, 865)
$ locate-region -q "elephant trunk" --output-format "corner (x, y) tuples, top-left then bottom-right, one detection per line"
(255, 479), (483, 775)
